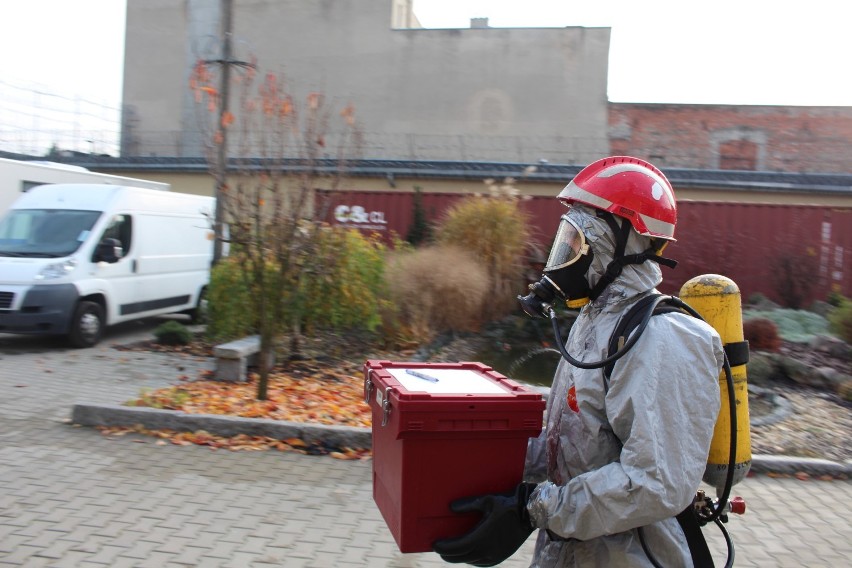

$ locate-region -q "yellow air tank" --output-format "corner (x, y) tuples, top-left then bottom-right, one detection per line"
(679, 274), (752, 492)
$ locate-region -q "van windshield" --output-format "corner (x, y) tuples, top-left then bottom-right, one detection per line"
(0, 209), (102, 258)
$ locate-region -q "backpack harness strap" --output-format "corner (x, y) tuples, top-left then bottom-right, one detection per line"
(604, 293), (715, 568)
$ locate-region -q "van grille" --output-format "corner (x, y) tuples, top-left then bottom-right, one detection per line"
(0, 291), (13, 309)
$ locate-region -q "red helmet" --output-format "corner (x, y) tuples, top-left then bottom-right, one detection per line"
(557, 156), (677, 240)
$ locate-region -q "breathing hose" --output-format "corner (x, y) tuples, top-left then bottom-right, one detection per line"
(545, 294), (671, 370)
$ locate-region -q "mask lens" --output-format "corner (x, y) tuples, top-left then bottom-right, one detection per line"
(544, 217), (588, 271)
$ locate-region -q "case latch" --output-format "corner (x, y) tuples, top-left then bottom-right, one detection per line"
(364, 369), (374, 404)
(380, 386), (394, 427)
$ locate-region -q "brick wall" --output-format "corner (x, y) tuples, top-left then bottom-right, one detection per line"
(609, 103), (852, 173)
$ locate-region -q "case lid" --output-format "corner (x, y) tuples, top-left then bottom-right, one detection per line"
(363, 360), (543, 427)
(387, 367), (509, 395)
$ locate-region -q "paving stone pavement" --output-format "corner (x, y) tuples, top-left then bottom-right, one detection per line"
(1, 320), (851, 567)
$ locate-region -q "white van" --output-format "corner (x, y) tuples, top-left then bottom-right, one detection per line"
(0, 184), (214, 347)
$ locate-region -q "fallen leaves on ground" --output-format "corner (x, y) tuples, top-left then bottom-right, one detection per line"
(128, 365), (372, 428)
(107, 360), (375, 459)
(96, 424), (371, 460)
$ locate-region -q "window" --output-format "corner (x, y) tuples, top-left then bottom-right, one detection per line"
(719, 139), (758, 171)
(0, 209), (101, 257)
(99, 214), (132, 254)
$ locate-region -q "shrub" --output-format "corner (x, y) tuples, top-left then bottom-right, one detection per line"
(769, 252), (818, 309)
(742, 308), (830, 344)
(742, 318), (781, 352)
(747, 292), (767, 305)
(383, 245), (489, 344)
(207, 256), (255, 342)
(827, 291), (847, 308)
(406, 186), (433, 246)
(210, 229), (391, 342)
(437, 191), (529, 321)
(297, 227), (389, 334)
(828, 298), (852, 343)
(153, 320), (193, 345)
(746, 292), (779, 310)
(744, 351), (777, 386)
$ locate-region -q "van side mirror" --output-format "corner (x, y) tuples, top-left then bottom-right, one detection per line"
(95, 238), (124, 263)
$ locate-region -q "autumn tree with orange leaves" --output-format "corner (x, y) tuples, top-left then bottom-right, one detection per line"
(190, 60), (362, 400)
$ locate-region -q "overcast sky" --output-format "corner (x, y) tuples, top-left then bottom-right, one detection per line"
(1, 0), (850, 154)
(414, 0), (852, 106)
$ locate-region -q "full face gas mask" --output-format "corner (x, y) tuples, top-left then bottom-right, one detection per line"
(518, 214), (594, 318)
(519, 208), (679, 319)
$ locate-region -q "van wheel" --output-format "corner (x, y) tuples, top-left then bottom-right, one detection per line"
(187, 288), (208, 325)
(69, 301), (104, 348)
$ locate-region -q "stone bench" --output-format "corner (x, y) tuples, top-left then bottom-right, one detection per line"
(213, 335), (270, 382)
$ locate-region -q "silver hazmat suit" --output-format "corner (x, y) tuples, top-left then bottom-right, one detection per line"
(523, 205), (724, 567)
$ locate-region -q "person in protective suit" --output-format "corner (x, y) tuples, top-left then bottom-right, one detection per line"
(434, 156), (725, 567)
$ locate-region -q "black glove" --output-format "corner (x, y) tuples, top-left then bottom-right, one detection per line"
(433, 482), (537, 567)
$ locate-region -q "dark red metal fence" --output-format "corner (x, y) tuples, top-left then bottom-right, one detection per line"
(321, 190), (851, 305)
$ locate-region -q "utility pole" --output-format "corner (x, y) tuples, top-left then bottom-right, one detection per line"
(207, 0), (252, 264)
(212, 0), (233, 264)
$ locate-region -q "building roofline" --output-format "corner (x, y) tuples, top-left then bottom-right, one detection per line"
(2, 151), (850, 196)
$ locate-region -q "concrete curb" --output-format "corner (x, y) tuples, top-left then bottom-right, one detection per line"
(71, 403), (851, 478)
(71, 404), (372, 450)
(749, 455), (851, 477)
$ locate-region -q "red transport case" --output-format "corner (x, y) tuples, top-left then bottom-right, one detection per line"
(364, 360), (545, 553)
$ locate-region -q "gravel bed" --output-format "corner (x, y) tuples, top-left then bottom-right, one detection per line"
(749, 386), (851, 463)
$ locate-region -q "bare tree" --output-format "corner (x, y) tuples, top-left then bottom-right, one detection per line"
(190, 62), (362, 400)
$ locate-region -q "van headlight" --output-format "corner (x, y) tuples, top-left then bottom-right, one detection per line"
(35, 258), (78, 280)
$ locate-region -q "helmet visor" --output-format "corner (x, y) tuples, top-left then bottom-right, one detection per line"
(544, 216), (590, 271)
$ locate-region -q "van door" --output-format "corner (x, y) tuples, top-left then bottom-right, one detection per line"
(91, 213), (139, 321)
(130, 212), (201, 314)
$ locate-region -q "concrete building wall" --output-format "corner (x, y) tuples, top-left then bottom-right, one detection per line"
(609, 103), (852, 173)
(390, 0), (421, 29)
(121, 0), (193, 157)
(121, 0), (611, 163)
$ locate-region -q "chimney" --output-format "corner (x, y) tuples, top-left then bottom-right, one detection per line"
(470, 17), (489, 28)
